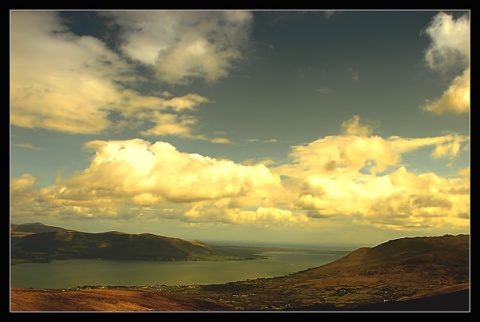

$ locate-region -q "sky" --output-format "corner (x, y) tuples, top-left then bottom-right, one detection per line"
(10, 10), (470, 248)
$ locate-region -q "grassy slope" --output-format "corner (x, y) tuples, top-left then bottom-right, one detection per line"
(162, 234), (470, 311)
(10, 288), (231, 312)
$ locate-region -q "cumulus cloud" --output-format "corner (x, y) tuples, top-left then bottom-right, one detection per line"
(276, 116), (469, 178)
(422, 11), (470, 114)
(340, 115), (373, 136)
(184, 206), (309, 226)
(423, 12), (469, 72)
(11, 173), (36, 192)
(10, 173), (50, 218)
(422, 68), (470, 115)
(138, 112), (200, 138)
(10, 11), (214, 139)
(11, 11), (126, 134)
(9, 118), (470, 232)
(296, 166), (469, 230)
(104, 10), (253, 84)
(271, 115), (469, 231)
(77, 138), (281, 202)
(10, 139), (284, 224)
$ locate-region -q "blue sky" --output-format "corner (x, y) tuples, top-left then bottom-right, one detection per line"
(10, 10), (470, 247)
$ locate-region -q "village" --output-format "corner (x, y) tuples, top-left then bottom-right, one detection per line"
(60, 281), (421, 311)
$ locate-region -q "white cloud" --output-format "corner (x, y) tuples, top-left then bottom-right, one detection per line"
(11, 173), (36, 192)
(271, 116), (469, 230)
(210, 137), (232, 144)
(10, 139), (283, 222)
(422, 68), (470, 115)
(423, 12), (469, 72)
(185, 206), (309, 225)
(276, 116), (468, 178)
(10, 11), (213, 138)
(295, 166), (469, 230)
(138, 112), (201, 138)
(422, 11), (470, 115)
(104, 10), (253, 84)
(9, 118), (470, 232)
(10, 11), (126, 134)
(340, 115), (373, 136)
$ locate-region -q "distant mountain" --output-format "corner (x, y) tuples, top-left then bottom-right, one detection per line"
(10, 223), (262, 263)
(11, 222), (69, 234)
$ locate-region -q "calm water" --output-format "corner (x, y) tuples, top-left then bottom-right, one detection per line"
(11, 251), (345, 289)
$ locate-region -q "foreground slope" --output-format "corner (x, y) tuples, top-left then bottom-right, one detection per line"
(10, 288), (230, 311)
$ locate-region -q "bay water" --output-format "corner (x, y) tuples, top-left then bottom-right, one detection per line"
(10, 251), (346, 289)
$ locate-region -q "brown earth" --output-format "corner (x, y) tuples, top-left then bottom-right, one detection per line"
(10, 288), (230, 312)
(10, 283), (470, 312)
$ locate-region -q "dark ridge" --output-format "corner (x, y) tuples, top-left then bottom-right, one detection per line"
(11, 223), (265, 262)
(11, 222), (69, 233)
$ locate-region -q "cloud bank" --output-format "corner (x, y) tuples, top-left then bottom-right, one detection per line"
(11, 117), (469, 231)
